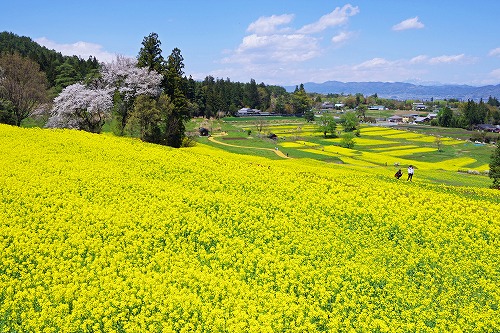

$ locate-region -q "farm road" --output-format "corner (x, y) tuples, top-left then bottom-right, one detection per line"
(207, 133), (290, 158)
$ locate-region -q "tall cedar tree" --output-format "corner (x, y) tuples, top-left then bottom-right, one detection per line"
(164, 48), (189, 147)
(292, 83), (311, 116)
(137, 32), (165, 73)
(0, 52), (48, 126)
(245, 79), (260, 109)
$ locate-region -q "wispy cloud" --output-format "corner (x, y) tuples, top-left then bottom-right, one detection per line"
(490, 68), (500, 79)
(488, 47), (500, 57)
(392, 16), (424, 31)
(331, 31), (354, 44)
(297, 4), (359, 34)
(247, 14), (294, 35)
(409, 55), (429, 64)
(35, 37), (116, 63)
(428, 54), (465, 64)
(354, 57), (393, 70)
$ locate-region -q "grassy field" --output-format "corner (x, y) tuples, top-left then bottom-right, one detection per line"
(189, 117), (495, 188)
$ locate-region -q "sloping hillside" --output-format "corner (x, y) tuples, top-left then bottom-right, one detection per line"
(1, 124), (499, 331)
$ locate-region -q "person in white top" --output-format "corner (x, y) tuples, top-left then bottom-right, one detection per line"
(407, 165), (414, 181)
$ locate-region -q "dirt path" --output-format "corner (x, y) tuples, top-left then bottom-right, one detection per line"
(207, 133), (290, 158)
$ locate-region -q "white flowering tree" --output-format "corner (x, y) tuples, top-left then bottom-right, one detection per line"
(46, 83), (113, 133)
(101, 55), (163, 135)
(47, 55), (163, 135)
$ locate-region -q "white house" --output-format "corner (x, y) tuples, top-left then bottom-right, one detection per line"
(368, 105), (386, 110)
(412, 103), (426, 110)
(237, 108), (261, 116)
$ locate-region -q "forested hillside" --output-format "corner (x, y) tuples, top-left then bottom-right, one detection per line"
(0, 32), (305, 131)
(0, 31), (99, 92)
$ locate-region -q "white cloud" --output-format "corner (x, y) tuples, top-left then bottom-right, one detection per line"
(217, 5), (362, 84)
(428, 54), (465, 64)
(35, 37), (116, 63)
(490, 68), (500, 79)
(225, 5), (359, 68)
(247, 14), (294, 35)
(409, 55), (428, 64)
(354, 57), (393, 70)
(488, 48), (500, 57)
(223, 33), (320, 64)
(392, 17), (425, 31)
(331, 31), (354, 44)
(297, 4), (359, 34)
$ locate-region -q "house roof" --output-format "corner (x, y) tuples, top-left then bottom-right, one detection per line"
(414, 116), (429, 122)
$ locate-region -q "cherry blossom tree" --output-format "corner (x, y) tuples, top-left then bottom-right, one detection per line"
(101, 56), (163, 135)
(46, 83), (113, 133)
(101, 55), (162, 100)
(47, 55), (163, 135)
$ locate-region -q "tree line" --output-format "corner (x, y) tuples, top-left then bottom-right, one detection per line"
(2, 31), (500, 146)
(0, 31), (316, 146)
(433, 98), (500, 129)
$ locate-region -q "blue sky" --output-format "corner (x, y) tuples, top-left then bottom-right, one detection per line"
(2, 1), (500, 86)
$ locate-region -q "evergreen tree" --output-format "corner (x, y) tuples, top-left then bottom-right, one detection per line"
(245, 79), (260, 109)
(291, 83), (311, 116)
(477, 99), (489, 124)
(274, 95), (286, 115)
(487, 96), (500, 107)
(164, 48), (190, 147)
(489, 142), (500, 189)
(437, 106), (453, 127)
(258, 82), (271, 111)
(137, 32), (165, 73)
(54, 61), (81, 92)
(461, 99), (486, 129)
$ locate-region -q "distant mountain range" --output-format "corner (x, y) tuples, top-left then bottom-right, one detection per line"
(284, 81), (500, 101)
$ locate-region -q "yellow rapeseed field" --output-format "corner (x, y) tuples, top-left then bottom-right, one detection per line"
(1, 124), (499, 332)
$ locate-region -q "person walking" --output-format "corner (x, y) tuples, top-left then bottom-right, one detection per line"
(407, 165), (414, 181)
